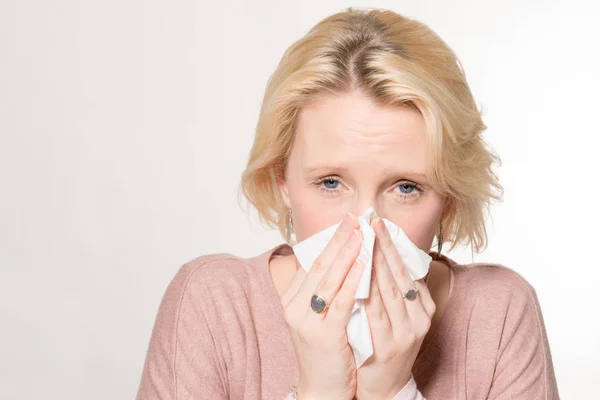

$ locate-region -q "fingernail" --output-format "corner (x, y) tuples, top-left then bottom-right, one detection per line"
(371, 216), (381, 227)
(347, 212), (357, 225)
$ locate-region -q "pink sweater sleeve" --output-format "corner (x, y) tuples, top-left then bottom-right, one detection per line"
(135, 263), (229, 399)
(486, 275), (560, 399)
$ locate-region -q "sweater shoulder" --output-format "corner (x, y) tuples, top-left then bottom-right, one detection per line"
(444, 260), (544, 329)
(161, 252), (266, 310)
(444, 260), (548, 356)
(453, 260), (539, 303)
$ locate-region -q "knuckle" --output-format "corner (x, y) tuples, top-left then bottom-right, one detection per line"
(317, 275), (335, 295)
(339, 249), (355, 265)
(336, 222), (354, 238)
(394, 268), (409, 284)
(370, 281), (380, 296)
(406, 330), (418, 345)
(331, 232), (347, 248)
(419, 317), (432, 335)
(337, 244), (349, 259)
(428, 301), (437, 317)
(381, 235), (394, 249)
(331, 296), (352, 314)
(379, 285), (392, 299)
(342, 236), (358, 252)
(370, 309), (385, 322)
(283, 306), (299, 327)
(282, 306), (293, 323)
(312, 257), (327, 273)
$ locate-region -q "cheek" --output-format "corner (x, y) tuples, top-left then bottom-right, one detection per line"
(401, 215), (439, 250)
(288, 188), (346, 242)
(292, 207), (347, 242)
(389, 199), (444, 251)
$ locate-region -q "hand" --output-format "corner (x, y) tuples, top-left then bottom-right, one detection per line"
(355, 216), (437, 399)
(282, 213), (365, 400)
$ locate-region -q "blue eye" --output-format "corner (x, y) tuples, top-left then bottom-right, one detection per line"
(322, 179), (339, 190)
(313, 177), (343, 196)
(398, 183), (416, 194)
(395, 182), (423, 200)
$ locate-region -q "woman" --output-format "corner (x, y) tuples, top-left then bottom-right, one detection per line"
(136, 7), (559, 399)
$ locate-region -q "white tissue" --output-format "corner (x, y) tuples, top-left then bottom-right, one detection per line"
(292, 207), (433, 368)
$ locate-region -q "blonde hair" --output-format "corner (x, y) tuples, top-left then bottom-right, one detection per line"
(238, 7), (503, 253)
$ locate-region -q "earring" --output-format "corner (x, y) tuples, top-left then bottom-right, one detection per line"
(286, 208), (293, 243)
(437, 221), (443, 256)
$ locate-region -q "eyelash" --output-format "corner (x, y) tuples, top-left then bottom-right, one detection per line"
(313, 176), (424, 200)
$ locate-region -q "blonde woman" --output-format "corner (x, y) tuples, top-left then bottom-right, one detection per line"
(136, 7), (559, 400)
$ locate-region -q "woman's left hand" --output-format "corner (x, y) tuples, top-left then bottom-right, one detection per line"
(355, 216), (437, 399)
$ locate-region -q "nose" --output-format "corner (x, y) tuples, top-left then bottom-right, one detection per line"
(351, 200), (382, 220)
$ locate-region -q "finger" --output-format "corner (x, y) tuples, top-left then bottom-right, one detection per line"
(414, 278), (436, 319)
(410, 278), (436, 335)
(295, 213), (358, 302)
(373, 217), (432, 327)
(371, 235), (410, 334)
(307, 227), (363, 322)
(324, 256), (365, 328)
(365, 235), (392, 326)
(364, 239), (393, 342)
(281, 266), (306, 308)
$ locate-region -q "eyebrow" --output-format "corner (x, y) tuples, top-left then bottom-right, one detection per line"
(304, 165), (427, 180)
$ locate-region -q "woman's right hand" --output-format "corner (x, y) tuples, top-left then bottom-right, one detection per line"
(282, 212), (365, 400)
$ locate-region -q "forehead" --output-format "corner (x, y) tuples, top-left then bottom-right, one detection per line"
(292, 92), (428, 173)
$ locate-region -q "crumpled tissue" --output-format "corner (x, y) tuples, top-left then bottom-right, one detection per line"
(292, 207), (433, 368)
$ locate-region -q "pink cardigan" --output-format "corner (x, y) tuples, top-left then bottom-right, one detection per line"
(135, 243), (560, 399)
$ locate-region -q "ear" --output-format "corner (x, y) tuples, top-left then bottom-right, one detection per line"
(276, 178), (291, 209)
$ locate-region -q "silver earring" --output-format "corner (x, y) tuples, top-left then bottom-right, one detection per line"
(437, 221), (443, 255)
(286, 208), (293, 243)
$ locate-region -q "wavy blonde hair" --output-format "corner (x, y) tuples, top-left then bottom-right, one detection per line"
(238, 7), (503, 253)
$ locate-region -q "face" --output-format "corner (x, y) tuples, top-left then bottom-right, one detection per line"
(277, 90), (449, 253)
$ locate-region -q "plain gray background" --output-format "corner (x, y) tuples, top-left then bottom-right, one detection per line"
(1, 0), (598, 398)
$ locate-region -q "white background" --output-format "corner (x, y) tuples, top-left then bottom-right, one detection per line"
(1, 0), (598, 398)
